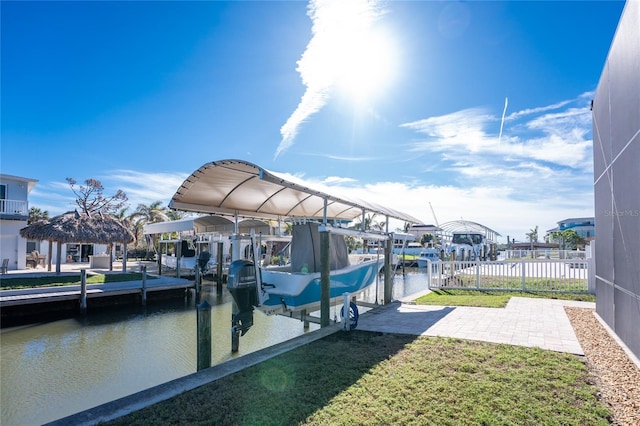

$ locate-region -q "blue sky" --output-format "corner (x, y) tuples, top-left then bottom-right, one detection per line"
(1, 0), (626, 242)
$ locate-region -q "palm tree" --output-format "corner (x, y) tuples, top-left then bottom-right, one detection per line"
(127, 202), (170, 250)
(28, 207), (49, 224)
(165, 209), (185, 221)
(526, 225), (539, 258)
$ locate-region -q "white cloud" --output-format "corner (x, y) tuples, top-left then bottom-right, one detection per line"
(293, 178), (593, 242)
(276, 0), (385, 158)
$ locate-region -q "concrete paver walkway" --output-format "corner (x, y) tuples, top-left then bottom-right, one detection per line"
(357, 297), (595, 355)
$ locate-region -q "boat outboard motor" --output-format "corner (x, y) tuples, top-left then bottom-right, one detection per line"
(227, 260), (259, 336)
(197, 251), (211, 274)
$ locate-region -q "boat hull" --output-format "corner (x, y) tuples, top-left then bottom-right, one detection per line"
(259, 259), (382, 314)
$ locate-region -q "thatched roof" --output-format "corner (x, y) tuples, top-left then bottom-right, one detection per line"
(20, 210), (135, 244)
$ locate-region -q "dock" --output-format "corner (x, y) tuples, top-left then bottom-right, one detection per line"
(0, 261), (194, 326)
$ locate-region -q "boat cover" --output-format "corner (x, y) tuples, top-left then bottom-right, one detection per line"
(291, 223), (349, 273)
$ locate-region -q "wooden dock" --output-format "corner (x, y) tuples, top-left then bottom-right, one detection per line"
(0, 274), (194, 326)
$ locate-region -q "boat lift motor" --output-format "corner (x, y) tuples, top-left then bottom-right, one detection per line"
(227, 259), (259, 336)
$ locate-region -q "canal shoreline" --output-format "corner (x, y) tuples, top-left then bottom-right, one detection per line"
(44, 321), (343, 426)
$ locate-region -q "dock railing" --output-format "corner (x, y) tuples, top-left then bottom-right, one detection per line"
(427, 259), (590, 294)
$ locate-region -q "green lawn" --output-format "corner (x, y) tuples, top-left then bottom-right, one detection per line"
(0, 272), (155, 290)
(106, 331), (610, 426)
(415, 289), (595, 308)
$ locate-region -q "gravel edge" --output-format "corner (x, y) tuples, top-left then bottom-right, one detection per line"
(565, 307), (640, 425)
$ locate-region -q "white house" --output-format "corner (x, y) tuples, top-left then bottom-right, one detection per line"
(0, 174), (38, 271)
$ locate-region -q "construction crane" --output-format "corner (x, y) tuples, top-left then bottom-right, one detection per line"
(429, 202), (440, 228)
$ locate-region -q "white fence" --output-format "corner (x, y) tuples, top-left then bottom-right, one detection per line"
(427, 259), (592, 294)
(500, 250), (586, 260)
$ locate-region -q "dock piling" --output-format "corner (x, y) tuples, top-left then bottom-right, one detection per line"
(197, 300), (212, 371)
(194, 265), (201, 304)
(141, 265), (147, 306)
(80, 269), (87, 314)
(216, 241), (223, 295)
(384, 240), (392, 305)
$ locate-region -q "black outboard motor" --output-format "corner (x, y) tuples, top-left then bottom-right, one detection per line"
(227, 260), (259, 336)
(197, 251), (211, 274)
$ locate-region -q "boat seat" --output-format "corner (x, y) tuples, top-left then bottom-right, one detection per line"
(0, 258), (8, 274)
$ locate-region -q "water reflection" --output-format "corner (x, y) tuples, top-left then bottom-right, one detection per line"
(0, 270), (428, 425)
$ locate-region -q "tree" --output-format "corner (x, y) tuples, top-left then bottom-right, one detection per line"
(126, 202), (171, 249)
(66, 178), (128, 214)
(165, 209), (185, 221)
(28, 207), (49, 224)
(550, 229), (585, 250)
(525, 225), (539, 258)
(420, 233), (434, 246)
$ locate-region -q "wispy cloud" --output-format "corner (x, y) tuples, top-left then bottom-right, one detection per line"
(275, 0), (383, 159)
(403, 96), (593, 170)
(29, 170), (189, 216)
(103, 170), (189, 209)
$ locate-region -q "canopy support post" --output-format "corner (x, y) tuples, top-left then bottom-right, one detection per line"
(320, 198), (330, 327)
(320, 230), (330, 327)
(384, 238), (392, 304)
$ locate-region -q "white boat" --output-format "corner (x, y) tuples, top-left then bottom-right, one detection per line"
(168, 159), (421, 336)
(229, 223), (384, 317)
(416, 249), (441, 269)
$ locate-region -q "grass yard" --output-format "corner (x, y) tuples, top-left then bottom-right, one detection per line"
(106, 331), (610, 426)
(415, 289), (595, 308)
(0, 272), (155, 290)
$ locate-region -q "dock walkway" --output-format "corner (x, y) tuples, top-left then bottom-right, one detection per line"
(0, 261), (192, 308)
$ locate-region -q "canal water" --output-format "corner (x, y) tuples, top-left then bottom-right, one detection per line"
(1, 270), (428, 425)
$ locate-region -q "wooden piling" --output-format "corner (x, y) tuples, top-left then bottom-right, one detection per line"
(231, 301), (240, 353)
(176, 240), (182, 279)
(141, 265), (147, 306)
(197, 300), (212, 371)
(80, 269), (87, 314)
(320, 230), (330, 327)
(194, 265), (201, 304)
(384, 239), (392, 304)
(157, 243), (162, 276)
(216, 241), (224, 295)
(122, 245), (128, 273)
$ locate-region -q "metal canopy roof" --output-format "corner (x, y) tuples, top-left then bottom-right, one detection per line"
(169, 159), (421, 224)
(143, 215), (235, 235)
(438, 220), (501, 242)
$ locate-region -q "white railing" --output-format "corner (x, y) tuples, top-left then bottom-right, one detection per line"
(427, 259), (590, 293)
(500, 249), (586, 260)
(0, 199), (28, 215)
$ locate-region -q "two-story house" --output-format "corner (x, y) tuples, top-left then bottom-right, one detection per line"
(0, 174), (38, 271)
(545, 217), (595, 243)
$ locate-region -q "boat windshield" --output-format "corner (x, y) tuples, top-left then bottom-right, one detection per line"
(452, 233), (484, 245)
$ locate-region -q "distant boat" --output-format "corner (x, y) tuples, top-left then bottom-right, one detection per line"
(416, 248), (441, 269)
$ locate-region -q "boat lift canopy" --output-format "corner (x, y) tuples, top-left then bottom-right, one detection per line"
(169, 160), (421, 228)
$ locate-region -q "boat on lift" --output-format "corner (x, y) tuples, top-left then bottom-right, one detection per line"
(168, 159), (421, 336)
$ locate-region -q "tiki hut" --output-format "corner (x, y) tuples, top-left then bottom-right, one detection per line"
(20, 210), (135, 274)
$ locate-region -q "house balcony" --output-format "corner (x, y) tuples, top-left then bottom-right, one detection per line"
(0, 199), (29, 220)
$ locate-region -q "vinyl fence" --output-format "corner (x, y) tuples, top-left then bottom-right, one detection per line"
(426, 259), (592, 294)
